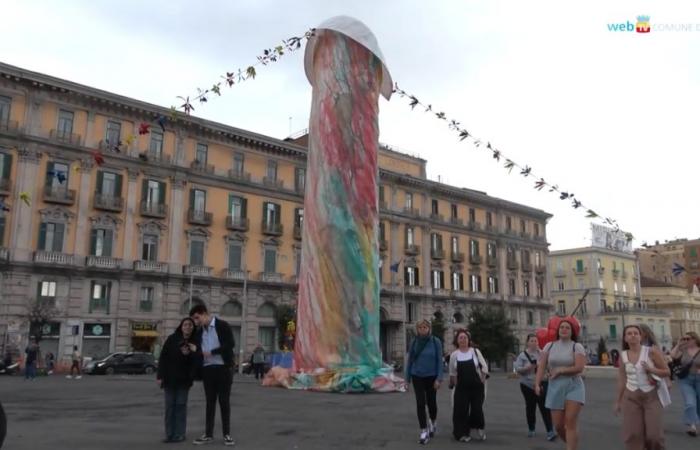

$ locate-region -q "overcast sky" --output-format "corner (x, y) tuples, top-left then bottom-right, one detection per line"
(3, 0), (699, 251)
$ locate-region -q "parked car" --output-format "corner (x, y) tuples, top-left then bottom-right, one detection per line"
(85, 352), (157, 375)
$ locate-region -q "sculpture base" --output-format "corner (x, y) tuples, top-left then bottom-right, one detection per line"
(262, 365), (407, 393)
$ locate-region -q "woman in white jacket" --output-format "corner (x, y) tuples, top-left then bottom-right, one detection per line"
(449, 329), (488, 442)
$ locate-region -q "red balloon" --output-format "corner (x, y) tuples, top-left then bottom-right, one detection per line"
(536, 328), (550, 349)
(547, 316), (581, 339)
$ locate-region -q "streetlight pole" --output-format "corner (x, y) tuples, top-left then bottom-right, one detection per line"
(239, 266), (248, 375)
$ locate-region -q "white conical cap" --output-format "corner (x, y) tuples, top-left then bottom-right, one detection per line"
(304, 16), (393, 100)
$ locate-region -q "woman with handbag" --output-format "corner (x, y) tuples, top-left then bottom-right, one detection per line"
(405, 320), (444, 445)
(670, 331), (700, 437)
(449, 329), (488, 442)
(514, 334), (556, 440)
(614, 325), (670, 449)
(535, 319), (586, 450)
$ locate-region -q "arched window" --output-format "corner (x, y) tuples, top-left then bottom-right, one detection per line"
(181, 297), (205, 315)
(256, 302), (275, 318)
(221, 300), (242, 317)
(453, 312), (464, 324)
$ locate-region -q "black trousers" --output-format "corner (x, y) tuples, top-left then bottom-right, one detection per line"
(412, 376), (438, 429)
(253, 363), (265, 380)
(452, 384), (485, 439)
(202, 365), (233, 437)
(520, 383), (553, 432)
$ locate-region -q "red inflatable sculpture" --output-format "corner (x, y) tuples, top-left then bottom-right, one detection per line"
(536, 316), (582, 349)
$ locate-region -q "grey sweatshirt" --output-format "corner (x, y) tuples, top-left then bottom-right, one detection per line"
(513, 349), (542, 389)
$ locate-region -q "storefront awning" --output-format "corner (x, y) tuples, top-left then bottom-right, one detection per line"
(132, 330), (159, 337)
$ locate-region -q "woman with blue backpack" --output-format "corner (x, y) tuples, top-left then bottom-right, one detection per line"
(405, 319), (444, 445)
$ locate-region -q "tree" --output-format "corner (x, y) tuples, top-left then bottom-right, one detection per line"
(431, 312), (446, 344)
(274, 303), (296, 351)
(467, 305), (517, 367)
(27, 298), (59, 343)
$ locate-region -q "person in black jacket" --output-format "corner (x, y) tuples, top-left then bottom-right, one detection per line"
(189, 304), (236, 446)
(157, 317), (197, 443)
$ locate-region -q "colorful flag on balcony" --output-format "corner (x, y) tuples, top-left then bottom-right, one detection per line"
(672, 262), (686, 276)
(138, 123), (151, 135)
(92, 151), (105, 166)
(390, 260), (401, 273)
(19, 192), (31, 207)
(47, 170), (66, 184)
(156, 115), (167, 132)
(0, 200), (10, 212)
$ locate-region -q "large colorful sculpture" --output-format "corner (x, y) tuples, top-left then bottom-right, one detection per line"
(264, 16), (404, 392)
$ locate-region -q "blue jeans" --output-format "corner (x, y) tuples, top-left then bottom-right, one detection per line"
(679, 373), (700, 426)
(164, 386), (190, 439)
(24, 361), (36, 380)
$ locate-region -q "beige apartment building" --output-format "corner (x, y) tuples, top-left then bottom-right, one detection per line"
(0, 62), (552, 365)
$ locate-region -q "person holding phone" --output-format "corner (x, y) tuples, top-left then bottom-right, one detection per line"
(670, 332), (700, 437)
(157, 317), (198, 443)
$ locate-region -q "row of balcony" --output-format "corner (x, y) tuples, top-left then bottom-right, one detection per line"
(555, 267), (635, 279)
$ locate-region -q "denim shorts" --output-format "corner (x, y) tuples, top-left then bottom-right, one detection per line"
(545, 376), (585, 410)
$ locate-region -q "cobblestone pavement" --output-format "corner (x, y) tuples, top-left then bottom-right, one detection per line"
(1, 373), (696, 449)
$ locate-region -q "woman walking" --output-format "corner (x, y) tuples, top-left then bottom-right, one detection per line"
(449, 329), (488, 442)
(405, 320), (444, 445)
(514, 334), (556, 440)
(157, 318), (198, 443)
(614, 325), (670, 449)
(535, 319), (586, 450)
(670, 331), (700, 436)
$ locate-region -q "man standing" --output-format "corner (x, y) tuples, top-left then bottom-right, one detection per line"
(189, 304), (235, 446)
(67, 346), (82, 379)
(24, 337), (39, 380)
(252, 344), (266, 381)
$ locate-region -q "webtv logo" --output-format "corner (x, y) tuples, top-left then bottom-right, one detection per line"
(607, 15), (651, 33)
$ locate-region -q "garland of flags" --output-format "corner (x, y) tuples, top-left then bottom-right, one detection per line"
(167, 29), (632, 243)
(391, 84), (633, 242)
(174, 29), (316, 115)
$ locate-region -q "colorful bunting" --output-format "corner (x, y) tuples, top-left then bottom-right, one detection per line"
(0, 200), (10, 212)
(672, 263), (686, 276)
(392, 82), (630, 240)
(138, 123), (151, 135)
(156, 115), (166, 132)
(92, 151), (105, 166)
(174, 29), (315, 115)
(125, 134), (136, 146)
(47, 170), (66, 184)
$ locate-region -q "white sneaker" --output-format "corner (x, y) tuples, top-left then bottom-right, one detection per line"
(419, 429), (429, 444)
(428, 420), (437, 437)
(476, 429), (486, 441)
(66, 375), (73, 379)
(75, 375), (82, 379)
(458, 436), (471, 442)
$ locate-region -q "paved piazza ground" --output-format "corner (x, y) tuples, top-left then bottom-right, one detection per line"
(1, 373), (697, 449)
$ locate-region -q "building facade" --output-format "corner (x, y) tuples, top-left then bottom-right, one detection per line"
(0, 62), (552, 366)
(637, 238), (700, 292)
(640, 277), (700, 341)
(548, 247), (672, 354)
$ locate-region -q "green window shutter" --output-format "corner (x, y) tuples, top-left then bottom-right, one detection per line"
(104, 229), (113, 257)
(1, 153), (11, 179)
(158, 182), (166, 204)
(45, 162), (55, 187)
(459, 273), (464, 290)
(262, 202), (269, 223)
(189, 189), (195, 211)
(439, 271), (444, 288)
(241, 198), (247, 218)
(228, 194), (233, 215)
(477, 276), (482, 292)
(95, 171), (103, 194)
(89, 281), (95, 313)
(228, 245), (241, 270)
(38, 223), (47, 250)
(415, 267), (420, 286)
(106, 282), (112, 314)
(114, 174), (123, 197)
(275, 204), (281, 224)
(576, 259), (584, 272)
(141, 179), (148, 201)
(89, 229), (97, 255)
(53, 223), (64, 252)
(0, 218), (5, 246)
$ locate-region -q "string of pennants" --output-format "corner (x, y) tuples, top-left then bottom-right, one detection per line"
(167, 28), (632, 243)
